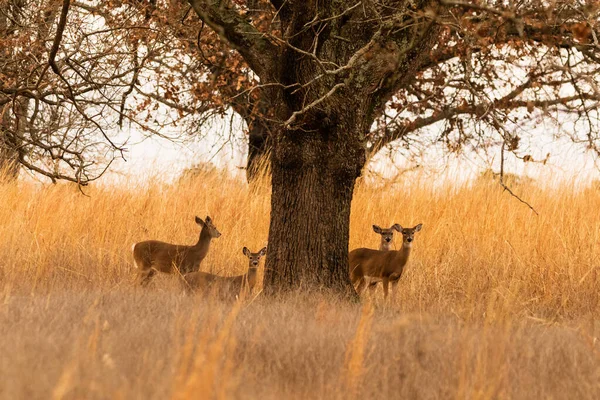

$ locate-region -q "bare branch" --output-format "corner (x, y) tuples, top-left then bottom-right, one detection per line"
(118, 50), (141, 128)
(186, 0), (278, 77)
(284, 83), (345, 128)
(48, 0), (70, 76)
(499, 141), (539, 215)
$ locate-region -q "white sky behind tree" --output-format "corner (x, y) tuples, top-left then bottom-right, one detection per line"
(106, 111), (600, 188)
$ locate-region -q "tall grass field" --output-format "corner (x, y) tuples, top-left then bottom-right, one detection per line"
(0, 169), (599, 399)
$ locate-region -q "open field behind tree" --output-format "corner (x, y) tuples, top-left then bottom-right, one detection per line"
(0, 169), (599, 399)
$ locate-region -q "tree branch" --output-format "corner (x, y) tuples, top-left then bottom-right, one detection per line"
(269, 0), (286, 12)
(371, 93), (599, 155)
(118, 49), (141, 128)
(49, 0), (70, 76)
(284, 83), (345, 128)
(499, 141), (539, 215)
(186, 0), (278, 77)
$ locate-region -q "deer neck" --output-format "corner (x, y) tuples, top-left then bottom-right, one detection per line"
(242, 266), (257, 290)
(379, 240), (393, 251)
(193, 228), (212, 256)
(393, 243), (412, 266)
(245, 267), (258, 289)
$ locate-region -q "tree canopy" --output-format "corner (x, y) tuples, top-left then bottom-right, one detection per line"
(3, 1), (599, 183)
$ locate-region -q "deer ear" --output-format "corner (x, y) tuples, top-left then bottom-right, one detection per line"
(392, 224), (403, 232)
(243, 247), (250, 257)
(205, 215), (212, 223)
(414, 223), (423, 232)
(372, 225), (382, 233)
(195, 216), (205, 226)
(259, 247), (267, 256)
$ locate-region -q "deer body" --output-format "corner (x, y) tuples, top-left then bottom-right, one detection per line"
(182, 246), (266, 298)
(132, 216), (221, 286)
(366, 224), (401, 291)
(350, 224), (422, 298)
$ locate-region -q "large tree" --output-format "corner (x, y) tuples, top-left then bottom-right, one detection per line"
(174, 0), (600, 294)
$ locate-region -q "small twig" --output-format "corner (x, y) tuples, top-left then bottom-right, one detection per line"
(118, 50), (141, 128)
(284, 83), (345, 128)
(499, 141), (539, 215)
(225, 82), (300, 102)
(181, 6), (192, 25)
(270, 35), (339, 72)
(441, 0), (525, 36)
(439, 0), (517, 20)
(303, 2), (362, 27)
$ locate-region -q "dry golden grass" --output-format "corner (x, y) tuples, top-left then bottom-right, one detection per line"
(0, 168), (599, 399)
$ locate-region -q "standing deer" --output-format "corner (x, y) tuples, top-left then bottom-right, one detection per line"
(366, 224), (402, 292)
(182, 246), (267, 298)
(349, 223), (422, 298)
(132, 216), (221, 286)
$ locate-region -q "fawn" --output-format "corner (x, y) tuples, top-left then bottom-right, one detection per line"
(182, 246), (267, 298)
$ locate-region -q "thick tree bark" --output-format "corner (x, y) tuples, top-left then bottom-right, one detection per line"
(0, 141), (19, 180)
(246, 118), (272, 184)
(263, 120), (366, 296)
(0, 103), (21, 180)
(0, 5), (19, 180)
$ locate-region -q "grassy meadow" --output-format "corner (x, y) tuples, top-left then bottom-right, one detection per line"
(0, 168), (599, 399)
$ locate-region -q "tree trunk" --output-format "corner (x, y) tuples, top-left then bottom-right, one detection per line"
(0, 144), (19, 180)
(263, 122), (365, 296)
(246, 119), (271, 184)
(0, 104), (20, 180)
(0, 8), (19, 180)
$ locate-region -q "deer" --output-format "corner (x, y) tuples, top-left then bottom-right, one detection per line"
(182, 246), (267, 298)
(349, 223), (422, 298)
(365, 224), (402, 292)
(132, 216), (221, 286)
(373, 224), (400, 251)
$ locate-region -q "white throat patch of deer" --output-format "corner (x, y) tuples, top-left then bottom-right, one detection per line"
(350, 223), (422, 298)
(132, 216), (221, 286)
(182, 246), (267, 299)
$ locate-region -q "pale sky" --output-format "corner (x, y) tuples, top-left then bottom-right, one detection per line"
(105, 111), (600, 189)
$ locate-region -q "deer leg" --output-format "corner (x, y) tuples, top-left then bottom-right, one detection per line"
(382, 277), (389, 299)
(367, 280), (378, 295)
(139, 268), (156, 286)
(390, 272), (402, 299)
(391, 280), (399, 299)
(355, 278), (367, 295)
